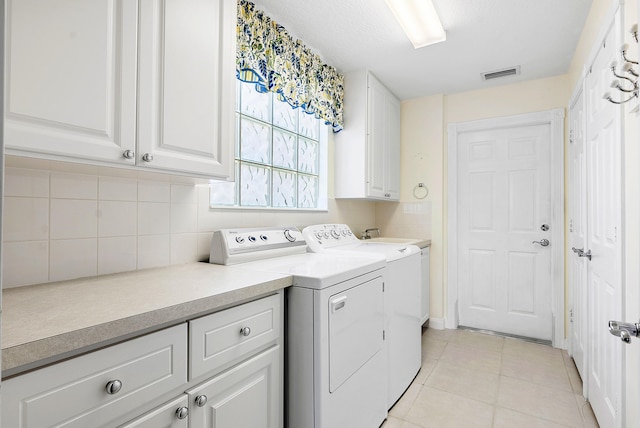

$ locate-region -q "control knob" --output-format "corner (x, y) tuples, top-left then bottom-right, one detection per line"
(235, 236), (245, 244)
(330, 230), (340, 239)
(284, 229), (296, 242)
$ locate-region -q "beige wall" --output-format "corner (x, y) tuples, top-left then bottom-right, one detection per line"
(390, 75), (570, 324)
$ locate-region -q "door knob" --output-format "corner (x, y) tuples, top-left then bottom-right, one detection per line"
(579, 249), (592, 261)
(608, 320), (640, 343)
(532, 239), (550, 247)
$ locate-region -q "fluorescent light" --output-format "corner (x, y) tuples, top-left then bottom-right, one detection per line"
(385, 0), (446, 48)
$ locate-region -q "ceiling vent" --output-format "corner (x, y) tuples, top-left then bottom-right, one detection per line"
(481, 66), (521, 81)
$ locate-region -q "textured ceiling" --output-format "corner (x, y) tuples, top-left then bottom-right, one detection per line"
(251, 0), (593, 100)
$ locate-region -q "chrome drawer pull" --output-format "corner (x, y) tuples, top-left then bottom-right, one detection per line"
(240, 326), (251, 337)
(176, 406), (189, 420)
(105, 380), (122, 395)
(195, 394), (208, 407)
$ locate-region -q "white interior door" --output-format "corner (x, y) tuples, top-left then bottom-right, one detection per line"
(584, 17), (622, 427)
(569, 87), (588, 384)
(457, 123), (553, 340)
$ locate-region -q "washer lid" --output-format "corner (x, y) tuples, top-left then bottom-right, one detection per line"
(229, 253), (385, 289)
(324, 242), (421, 261)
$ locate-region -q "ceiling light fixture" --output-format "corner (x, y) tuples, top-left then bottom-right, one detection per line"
(385, 0), (446, 49)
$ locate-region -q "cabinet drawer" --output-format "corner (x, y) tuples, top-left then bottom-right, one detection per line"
(2, 324), (188, 428)
(189, 293), (281, 380)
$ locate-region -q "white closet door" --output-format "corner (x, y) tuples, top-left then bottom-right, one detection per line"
(584, 14), (623, 428)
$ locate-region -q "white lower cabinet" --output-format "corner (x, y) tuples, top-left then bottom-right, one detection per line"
(1, 293), (284, 428)
(119, 395), (189, 428)
(188, 346), (281, 428)
(1, 324), (188, 428)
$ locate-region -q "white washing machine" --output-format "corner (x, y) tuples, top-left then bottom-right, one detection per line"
(209, 227), (388, 428)
(302, 224), (422, 408)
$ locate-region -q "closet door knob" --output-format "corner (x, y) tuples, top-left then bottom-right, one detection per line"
(142, 153), (154, 162)
(122, 150), (135, 159)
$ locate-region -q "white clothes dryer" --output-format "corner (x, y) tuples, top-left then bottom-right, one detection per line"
(302, 224), (422, 408)
(209, 227), (388, 428)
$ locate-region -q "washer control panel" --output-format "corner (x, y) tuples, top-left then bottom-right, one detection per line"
(210, 226), (306, 265)
(302, 224), (359, 252)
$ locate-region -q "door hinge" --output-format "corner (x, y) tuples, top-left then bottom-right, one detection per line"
(569, 219), (573, 233)
(569, 308), (574, 323)
(383, 330), (386, 340)
(382, 283), (385, 292)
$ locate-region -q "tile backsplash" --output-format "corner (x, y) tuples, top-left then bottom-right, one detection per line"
(3, 158), (377, 288)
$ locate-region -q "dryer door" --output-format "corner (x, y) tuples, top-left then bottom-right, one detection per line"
(328, 275), (384, 392)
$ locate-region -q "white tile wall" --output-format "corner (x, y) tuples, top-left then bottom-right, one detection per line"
(2, 162), (378, 288)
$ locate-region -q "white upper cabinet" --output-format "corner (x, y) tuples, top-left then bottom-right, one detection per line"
(5, 0), (236, 180)
(137, 0), (235, 178)
(5, 0), (138, 164)
(335, 70), (400, 201)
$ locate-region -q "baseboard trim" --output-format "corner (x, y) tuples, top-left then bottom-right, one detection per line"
(428, 318), (446, 330)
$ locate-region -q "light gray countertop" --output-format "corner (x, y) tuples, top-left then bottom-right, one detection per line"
(1, 263), (292, 377)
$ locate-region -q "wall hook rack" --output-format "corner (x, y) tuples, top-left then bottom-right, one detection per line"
(604, 25), (639, 105)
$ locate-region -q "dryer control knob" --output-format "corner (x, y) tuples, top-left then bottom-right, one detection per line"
(284, 230), (296, 242)
(330, 230), (340, 239)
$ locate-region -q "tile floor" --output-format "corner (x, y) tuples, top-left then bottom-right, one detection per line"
(382, 328), (600, 428)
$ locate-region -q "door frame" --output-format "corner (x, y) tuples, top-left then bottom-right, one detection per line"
(446, 109), (566, 348)
(567, 79), (588, 393)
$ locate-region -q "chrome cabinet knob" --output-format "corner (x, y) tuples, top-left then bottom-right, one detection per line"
(122, 150), (135, 159)
(384, 193), (391, 197)
(195, 394), (208, 407)
(175, 406), (189, 420)
(142, 153), (154, 162)
(105, 380), (123, 394)
(240, 326), (251, 337)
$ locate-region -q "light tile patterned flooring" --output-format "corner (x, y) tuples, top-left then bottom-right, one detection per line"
(382, 328), (600, 428)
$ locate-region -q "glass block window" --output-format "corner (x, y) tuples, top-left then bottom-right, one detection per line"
(210, 80), (328, 210)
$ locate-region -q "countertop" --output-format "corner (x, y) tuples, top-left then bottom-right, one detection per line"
(368, 237), (431, 248)
(1, 263), (292, 377)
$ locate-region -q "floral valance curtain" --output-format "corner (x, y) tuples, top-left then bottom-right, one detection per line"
(236, 0), (344, 132)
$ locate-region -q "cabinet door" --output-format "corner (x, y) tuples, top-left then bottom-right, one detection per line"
(384, 93), (401, 199)
(119, 396), (189, 428)
(138, 0), (235, 179)
(367, 78), (387, 198)
(5, 0), (138, 164)
(188, 346), (281, 428)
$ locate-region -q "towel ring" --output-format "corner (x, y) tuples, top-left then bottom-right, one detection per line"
(413, 183), (428, 199)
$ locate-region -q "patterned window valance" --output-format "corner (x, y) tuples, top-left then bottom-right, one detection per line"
(236, 0), (344, 132)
